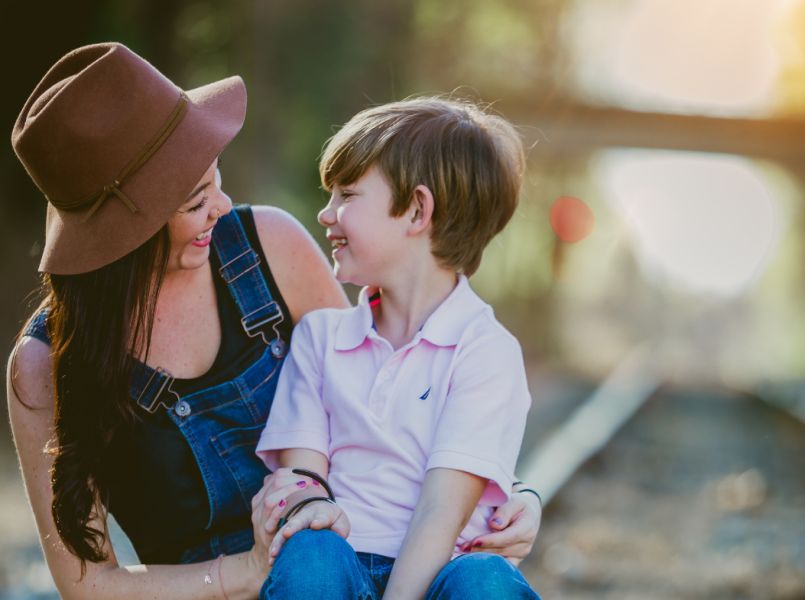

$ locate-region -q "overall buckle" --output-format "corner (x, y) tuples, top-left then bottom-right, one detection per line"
(135, 366), (180, 413)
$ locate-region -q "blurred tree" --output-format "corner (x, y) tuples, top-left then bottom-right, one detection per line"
(409, 0), (568, 113)
(243, 0), (416, 227)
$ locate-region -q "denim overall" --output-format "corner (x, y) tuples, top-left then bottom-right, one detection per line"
(25, 209), (287, 564)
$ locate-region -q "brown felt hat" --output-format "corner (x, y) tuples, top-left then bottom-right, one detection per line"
(11, 42), (247, 275)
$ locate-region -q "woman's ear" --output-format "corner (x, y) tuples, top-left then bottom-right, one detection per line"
(408, 184), (434, 236)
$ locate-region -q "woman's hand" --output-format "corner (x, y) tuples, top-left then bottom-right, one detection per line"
(268, 499), (350, 566)
(459, 491), (542, 565)
(247, 469), (316, 575)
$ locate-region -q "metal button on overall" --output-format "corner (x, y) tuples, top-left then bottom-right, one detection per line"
(269, 338), (286, 359)
(175, 400), (192, 417)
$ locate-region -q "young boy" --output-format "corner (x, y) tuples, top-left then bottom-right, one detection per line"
(256, 97), (538, 599)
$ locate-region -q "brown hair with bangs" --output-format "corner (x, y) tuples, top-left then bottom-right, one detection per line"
(319, 97), (525, 275)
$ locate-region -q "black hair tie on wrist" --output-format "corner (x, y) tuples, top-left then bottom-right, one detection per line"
(277, 496), (336, 529)
(516, 488), (543, 506)
(291, 468), (335, 500)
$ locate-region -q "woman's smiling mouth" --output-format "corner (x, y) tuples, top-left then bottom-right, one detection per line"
(192, 227), (214, 247)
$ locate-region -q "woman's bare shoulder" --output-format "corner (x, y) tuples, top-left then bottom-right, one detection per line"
(7, 335), (54, 412)
(250, 204), (308, 236)
(249, 205), (348, 322)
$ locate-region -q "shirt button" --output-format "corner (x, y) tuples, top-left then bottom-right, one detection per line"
(175, 400), (191, 417)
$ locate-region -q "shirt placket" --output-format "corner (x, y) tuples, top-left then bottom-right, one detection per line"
(369, 353), (394, 418)
(367, 334), (422, 418)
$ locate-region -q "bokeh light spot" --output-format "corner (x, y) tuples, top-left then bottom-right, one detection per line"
(550, 196), (595, 243)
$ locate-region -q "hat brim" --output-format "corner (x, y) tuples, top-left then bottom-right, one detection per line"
(39, 75), (247, 275)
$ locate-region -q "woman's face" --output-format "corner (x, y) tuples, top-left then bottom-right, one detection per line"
(167, 158), (232, 272)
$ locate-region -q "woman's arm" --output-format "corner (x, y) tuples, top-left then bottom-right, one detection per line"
(251, 205), (349, 321)
(7, 337), (267, 600)
(383, 468), (487, 600)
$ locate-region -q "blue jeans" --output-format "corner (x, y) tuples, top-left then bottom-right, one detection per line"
(260, 529), (540, 599)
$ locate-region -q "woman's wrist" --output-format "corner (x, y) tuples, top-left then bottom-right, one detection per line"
(226, 551), (266, 599)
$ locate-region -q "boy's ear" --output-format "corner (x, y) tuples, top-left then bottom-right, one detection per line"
(408, 184), (434, 235)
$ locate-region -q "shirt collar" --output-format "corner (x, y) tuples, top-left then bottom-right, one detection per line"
(419, 275), (490, 347)
(334, 287), (376, 350)
(333, 275), (490, 351)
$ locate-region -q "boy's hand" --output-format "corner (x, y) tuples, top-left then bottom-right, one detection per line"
(267, 499), (350, 566)
(459, 491), (541, 565)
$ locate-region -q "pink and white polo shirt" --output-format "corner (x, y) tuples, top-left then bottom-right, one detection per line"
(256, 275), (531, 558)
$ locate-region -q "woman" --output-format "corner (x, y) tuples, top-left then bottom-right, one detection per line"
(7, 42), (541, 599)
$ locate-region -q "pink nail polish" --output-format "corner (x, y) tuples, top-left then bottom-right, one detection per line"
(296, 481), (307, 488)
(473, 540), (483, 547)
(279, 499), (286, 507)
(311, 480), (320, 486)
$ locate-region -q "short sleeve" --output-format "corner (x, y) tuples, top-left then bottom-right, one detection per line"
(256, 314), (331, 470)
(426, 332), (531, 506)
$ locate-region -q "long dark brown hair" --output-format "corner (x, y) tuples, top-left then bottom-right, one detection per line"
(14, 226), (170, 572)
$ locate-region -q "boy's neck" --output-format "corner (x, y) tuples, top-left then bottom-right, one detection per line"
(371, 267), (459, 351)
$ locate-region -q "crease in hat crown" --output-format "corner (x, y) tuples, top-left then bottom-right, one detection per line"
(11, 42), (247, 274)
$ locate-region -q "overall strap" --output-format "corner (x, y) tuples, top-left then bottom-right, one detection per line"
(131, 209), (288, 414)
(23, 308), (51, 344)
(211, 209), (286, 359)
(131, 363), (181, 414)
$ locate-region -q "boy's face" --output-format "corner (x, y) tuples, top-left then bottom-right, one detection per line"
(318, 165), (410, 286)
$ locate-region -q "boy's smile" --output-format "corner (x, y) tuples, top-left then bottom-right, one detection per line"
(328, 234), (348, 256)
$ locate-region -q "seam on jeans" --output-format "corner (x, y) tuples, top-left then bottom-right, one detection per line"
(247, 358), (281, 396)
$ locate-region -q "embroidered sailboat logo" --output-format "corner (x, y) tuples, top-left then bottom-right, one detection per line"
(419, 387), (431, 400)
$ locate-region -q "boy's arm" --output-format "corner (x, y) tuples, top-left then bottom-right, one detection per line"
(383, 468), (487, 600)
(277, 448), (329, 479)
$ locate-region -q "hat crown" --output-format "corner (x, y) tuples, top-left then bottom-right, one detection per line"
(10, 41), (246, 275)
(12, 43), (182, 207)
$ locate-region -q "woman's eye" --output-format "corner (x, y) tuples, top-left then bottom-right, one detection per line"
(187, 196), (208, 213)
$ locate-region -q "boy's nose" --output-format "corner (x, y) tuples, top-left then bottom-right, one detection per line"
(318, 201), (335, 227)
